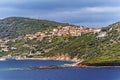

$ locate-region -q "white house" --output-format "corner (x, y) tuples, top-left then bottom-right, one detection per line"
(97, 32), (107, 38)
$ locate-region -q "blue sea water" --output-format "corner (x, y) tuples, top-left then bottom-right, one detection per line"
(0, 59), (120, 80)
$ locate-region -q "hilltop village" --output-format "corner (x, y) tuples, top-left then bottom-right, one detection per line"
(25, 25), (102, 40)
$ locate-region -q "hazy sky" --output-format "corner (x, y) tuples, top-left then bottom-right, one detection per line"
(0, 0), (120, 27)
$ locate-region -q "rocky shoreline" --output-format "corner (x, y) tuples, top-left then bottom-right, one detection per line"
(29, 65), (120, 70)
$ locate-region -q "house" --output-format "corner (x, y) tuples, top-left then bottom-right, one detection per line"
(11, 47), (17, 50)
(52, 28), (59, 35)
(94, 28), (101, 34)
(97, 32), (107, 38)
(35, 32), (41, 36)
(88, 28), (94, 33)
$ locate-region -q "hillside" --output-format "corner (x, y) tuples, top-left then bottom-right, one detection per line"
(0, 17), (120, 66)
(0, 17), (69, 38)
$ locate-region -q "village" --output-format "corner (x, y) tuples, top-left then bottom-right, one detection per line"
(25, 25), (103, 40)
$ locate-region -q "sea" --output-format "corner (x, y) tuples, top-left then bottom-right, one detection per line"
(0, 59), (120, 80)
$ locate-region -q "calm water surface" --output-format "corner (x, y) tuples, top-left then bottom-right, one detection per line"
(0, 59), (120, 80)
